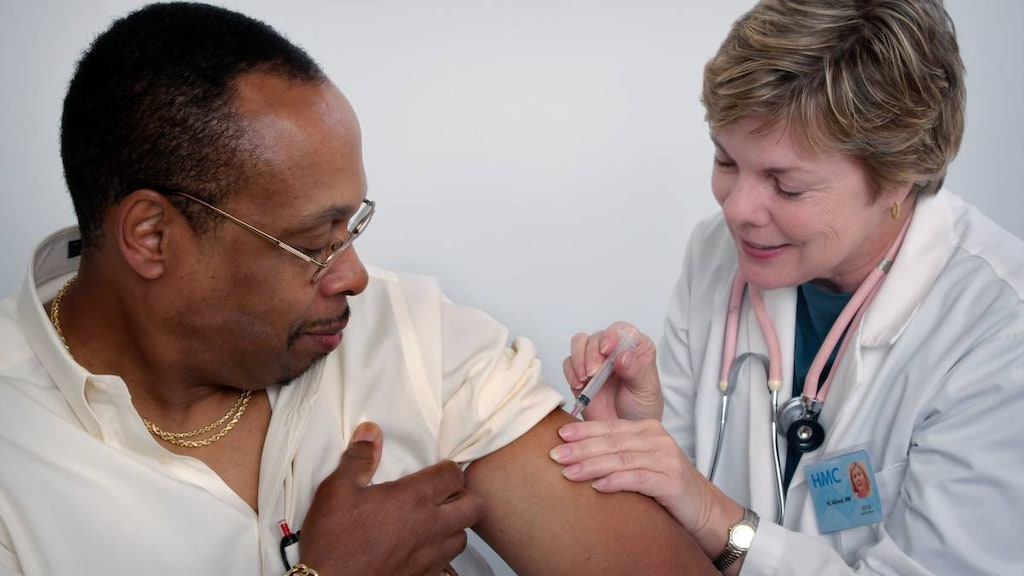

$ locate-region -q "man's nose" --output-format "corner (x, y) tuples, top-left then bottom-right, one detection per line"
(317, 245), (369, 298)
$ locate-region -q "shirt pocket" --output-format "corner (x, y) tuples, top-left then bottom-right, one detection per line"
(875, 460), (908, 519)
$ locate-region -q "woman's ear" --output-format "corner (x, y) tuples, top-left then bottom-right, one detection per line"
(114, 189), (173, 280)
(884, 181), (915, 207)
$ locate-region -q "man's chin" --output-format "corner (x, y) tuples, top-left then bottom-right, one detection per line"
(275, 353), (329, 387)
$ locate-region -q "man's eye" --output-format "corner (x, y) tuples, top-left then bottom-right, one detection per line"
(299, 245), (329, 259)
(302, 239), (345, 260)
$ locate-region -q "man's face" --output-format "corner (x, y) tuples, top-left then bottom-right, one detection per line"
(170, 73), (370, 388)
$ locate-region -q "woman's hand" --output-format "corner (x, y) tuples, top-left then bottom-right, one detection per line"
(562, 321), (663, 421)
(549, 418), (742, 559)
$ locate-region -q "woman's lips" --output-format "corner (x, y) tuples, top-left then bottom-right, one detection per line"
(740, 239), (786, 260)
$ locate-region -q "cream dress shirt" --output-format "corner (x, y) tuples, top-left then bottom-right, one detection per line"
(0, 227), (564, 575)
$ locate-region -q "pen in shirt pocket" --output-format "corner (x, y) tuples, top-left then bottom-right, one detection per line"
(278, 519), (300, 571)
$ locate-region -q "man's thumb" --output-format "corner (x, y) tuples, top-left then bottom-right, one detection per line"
(337, 422), (383, 487)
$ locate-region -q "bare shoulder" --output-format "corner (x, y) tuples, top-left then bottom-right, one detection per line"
(466, 409), (715, 575)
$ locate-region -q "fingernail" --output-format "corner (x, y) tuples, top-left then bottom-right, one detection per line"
(351, 422), (379, 443)
(549, 445), (570, 463)
(562, 464), (581, 479)
(591, 478), (608, 490)
(557, 424), (576, 440)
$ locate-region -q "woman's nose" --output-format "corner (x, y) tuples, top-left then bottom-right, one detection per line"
(720, 175), (771, 228)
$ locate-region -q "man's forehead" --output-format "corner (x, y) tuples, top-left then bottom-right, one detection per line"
(285, 199), (365, 233)
(233, 72), (358, 135)
(228, 179), (366, 234)
(227, 72), (366, 231)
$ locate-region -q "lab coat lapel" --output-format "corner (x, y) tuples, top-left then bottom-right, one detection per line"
(694, 282), (734, 475)
(787, 196), (954, 493)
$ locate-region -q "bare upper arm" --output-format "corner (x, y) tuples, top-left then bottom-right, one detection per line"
(465, 409), (715, 575)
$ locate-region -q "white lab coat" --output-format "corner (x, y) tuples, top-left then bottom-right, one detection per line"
(659, 190), (1024, 575)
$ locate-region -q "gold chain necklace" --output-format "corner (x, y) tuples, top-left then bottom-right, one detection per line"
(49, 275), (76, 351)
(49, 275), (251, 449)
(143, 390), (252, 448)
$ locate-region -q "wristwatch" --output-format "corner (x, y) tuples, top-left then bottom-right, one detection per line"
(712, 508), (759, 572)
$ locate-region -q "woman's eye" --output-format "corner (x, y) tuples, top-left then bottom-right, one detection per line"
(775, 183), (802, 198)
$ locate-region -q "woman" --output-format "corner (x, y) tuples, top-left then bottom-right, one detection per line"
(548, 1), (1024, 574)
(849, 461), (872, 500)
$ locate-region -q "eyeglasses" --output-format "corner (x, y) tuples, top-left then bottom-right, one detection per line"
(158, 188), (374, 284)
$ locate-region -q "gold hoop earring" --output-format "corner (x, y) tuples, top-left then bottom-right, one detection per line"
(890, 201), (901, 220)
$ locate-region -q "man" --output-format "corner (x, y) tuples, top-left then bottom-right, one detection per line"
(0, 3), (712, 575)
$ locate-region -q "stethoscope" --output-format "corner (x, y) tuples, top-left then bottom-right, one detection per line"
(707, 218), (910, 522)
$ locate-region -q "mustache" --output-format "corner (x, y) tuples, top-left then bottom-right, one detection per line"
(287, 306), (351, 348)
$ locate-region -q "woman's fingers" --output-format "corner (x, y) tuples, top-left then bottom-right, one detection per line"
(553, 418), (712, 533)
(568, 331), (589, 382)
(557, 417), (646, 442)
(552, 419), (672, 465)
(558, 449), (669, 482)
(566, 323), (643, 385)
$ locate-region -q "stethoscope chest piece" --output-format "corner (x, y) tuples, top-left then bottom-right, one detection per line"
(777, 396), (825, 453)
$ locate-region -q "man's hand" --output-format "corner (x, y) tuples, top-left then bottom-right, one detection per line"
(298, 422), (483, 575)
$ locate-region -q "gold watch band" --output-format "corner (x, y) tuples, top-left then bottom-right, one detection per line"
(712, 508), (759, 572)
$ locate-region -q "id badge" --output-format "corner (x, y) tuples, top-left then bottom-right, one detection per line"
(804, 448), (883, 533)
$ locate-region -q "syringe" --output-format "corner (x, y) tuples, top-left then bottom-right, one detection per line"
(570, 327), (640, 418)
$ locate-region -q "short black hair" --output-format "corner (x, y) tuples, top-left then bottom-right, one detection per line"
(60, 2), (327, 249)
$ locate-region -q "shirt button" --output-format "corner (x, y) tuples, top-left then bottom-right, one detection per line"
(159, 456), (173, 465)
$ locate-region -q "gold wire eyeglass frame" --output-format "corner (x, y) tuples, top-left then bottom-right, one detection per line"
(157, 188), (374, 284)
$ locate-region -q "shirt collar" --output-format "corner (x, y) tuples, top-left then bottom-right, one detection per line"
(16, 226), (326, 443)
(16, 226), (102, 437)
(859, 190), (959, 346)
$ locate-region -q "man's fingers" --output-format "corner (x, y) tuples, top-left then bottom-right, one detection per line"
(439, 487), (484, 532)
(394, 463), (483, 532)
(397, 459), (469, 505)
(437, 530), (470, 571)
(336, 421), (383, 487)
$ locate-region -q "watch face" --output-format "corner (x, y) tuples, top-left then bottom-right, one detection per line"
(732, 523), (756, 549)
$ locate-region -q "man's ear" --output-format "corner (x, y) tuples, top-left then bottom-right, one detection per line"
(114, 189), (176, 280)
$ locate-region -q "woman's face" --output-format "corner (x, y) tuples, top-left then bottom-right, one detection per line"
(711, 117), (909, 293)
(851, 465), (868, 494)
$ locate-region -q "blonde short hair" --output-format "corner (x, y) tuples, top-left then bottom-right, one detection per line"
(702, 0), (965, 198)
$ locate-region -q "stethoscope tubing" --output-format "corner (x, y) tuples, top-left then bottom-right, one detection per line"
(709, 351), (786, 523)
(709, 351), (770, 483)
(709, 217), (911, 524)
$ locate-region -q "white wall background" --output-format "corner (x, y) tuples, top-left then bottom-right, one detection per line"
(1, 1), (1021, 574)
